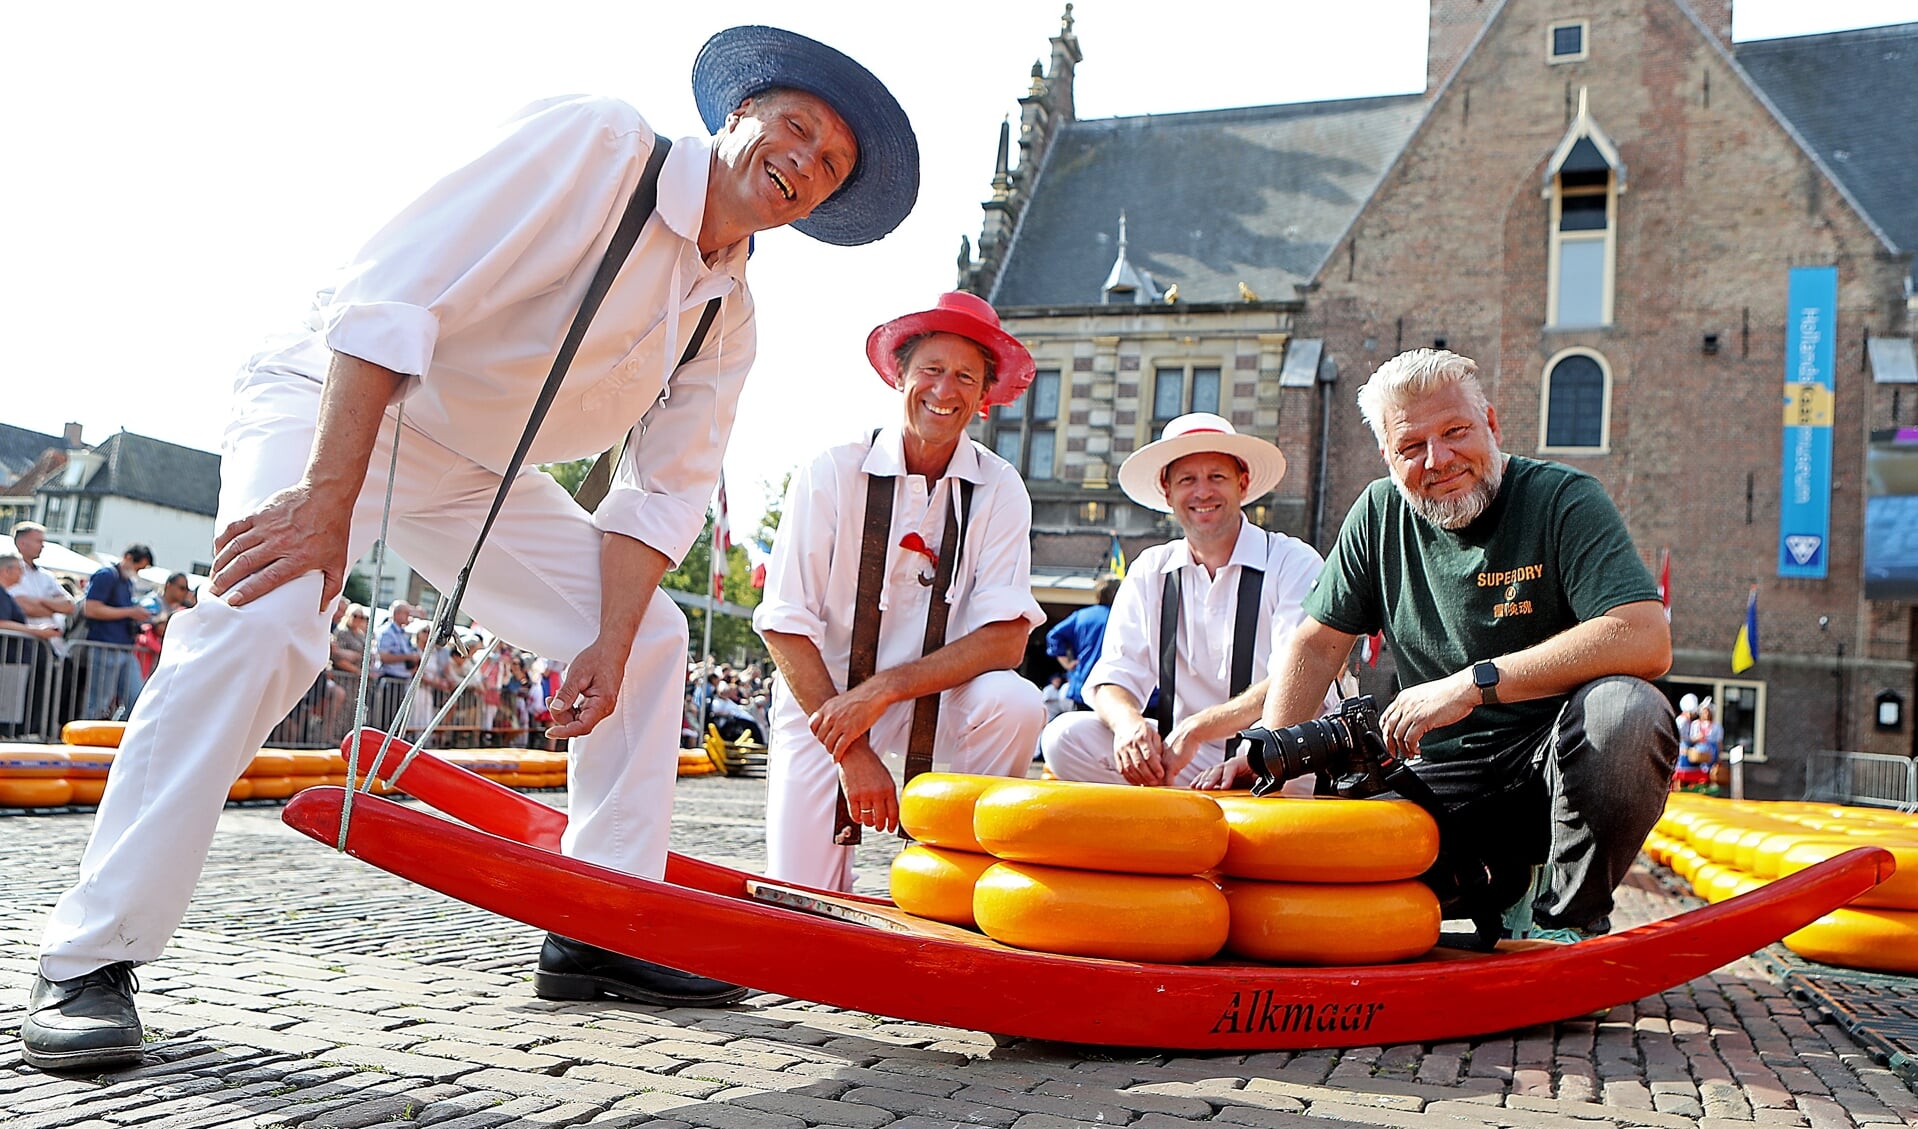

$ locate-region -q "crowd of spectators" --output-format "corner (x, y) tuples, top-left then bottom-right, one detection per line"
(684, 658), (772, 747)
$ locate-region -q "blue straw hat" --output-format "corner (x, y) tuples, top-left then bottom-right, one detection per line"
(692, 26), (919, 247)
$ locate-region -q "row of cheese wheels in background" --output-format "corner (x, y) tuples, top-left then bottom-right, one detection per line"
(1645, 793), (1918, 974)
(889, 773), (1444, 966)
(0, 722), (574, 807)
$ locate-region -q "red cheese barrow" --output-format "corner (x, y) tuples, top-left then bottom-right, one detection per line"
(281, 728), (1895, 1051)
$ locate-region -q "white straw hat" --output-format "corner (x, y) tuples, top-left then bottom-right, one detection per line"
(1116, 413), (1288, 514)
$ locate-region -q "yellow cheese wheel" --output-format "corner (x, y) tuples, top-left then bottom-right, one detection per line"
(69, 778), (106, 806)
(287, 751), (334, 777)
(247, 775), (297, 800)
(1703, 866), (1762, 903)
(0, 778), (74, 807)
(890, 843), (998, 928)
(288, 776), (328, 795)
(1212, 795), (1438, 883)
(64, 748), (114, 779)
(61, 720), (125, 747)
(973, 860), (1229, 962)
(1776, 840), (1918, 911)
(973, 779), (1228, 875)
(227, 777), (254, 802)
(1222, 878), (1440, 965)
(0, 745), (70, 778)
(1786, 906), (1918, 973)
(247, 752), (297, 778)
(901, 772), (1003, 853)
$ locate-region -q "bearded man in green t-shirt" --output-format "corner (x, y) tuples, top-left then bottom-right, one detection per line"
(1203, 349), (1677, 942)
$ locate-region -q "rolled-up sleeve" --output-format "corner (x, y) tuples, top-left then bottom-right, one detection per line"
(955, 471), (1044, 636)
(752, 449), (837, 643)
(1083, 561), (1160, 704)
(316, 96), (648, 379)
(592, 294), (758, 564)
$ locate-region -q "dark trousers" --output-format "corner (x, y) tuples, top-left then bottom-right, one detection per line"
(1533, 676), (1679, 934)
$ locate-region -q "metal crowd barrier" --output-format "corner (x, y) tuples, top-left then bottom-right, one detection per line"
(1803, 750), (1918, 813)
(64, 639), (144, 725)
(266, 671), (530, 750)
(0, 629), (62, 740)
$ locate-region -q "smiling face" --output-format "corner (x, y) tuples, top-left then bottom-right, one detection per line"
(1380, 381), (1506, 530)
(899, 332), (994, 454)
(1162, 451), (1249, 543)
(708, 88), (858, 242)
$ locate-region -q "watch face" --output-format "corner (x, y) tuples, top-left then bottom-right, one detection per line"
(1474, 662), (1498, 688)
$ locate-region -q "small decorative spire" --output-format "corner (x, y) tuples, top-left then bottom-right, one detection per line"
(990, 117), (1012, 201)
(1102, 211), (1159, 305)
(1061, 2), (1074, 35)
(1029, 59), (1046, 96)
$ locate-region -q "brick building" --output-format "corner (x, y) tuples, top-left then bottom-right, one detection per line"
(960, 3), (1917, 794)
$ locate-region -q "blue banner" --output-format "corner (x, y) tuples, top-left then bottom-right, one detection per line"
(1780, 266), (1837, 578)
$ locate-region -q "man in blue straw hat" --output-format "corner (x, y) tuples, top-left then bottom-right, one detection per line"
(24, 27), (917, 1072)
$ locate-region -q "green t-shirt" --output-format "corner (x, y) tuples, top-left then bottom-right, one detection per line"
(1305, 455), (1658, 767)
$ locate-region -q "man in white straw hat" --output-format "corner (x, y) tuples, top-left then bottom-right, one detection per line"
(1041, 413), (1340, 790)
(756, 292), (1046, 891)
(25, 26), (920, 1071)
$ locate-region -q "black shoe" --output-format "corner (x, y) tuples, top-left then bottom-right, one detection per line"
(21, 962), (145, 1071)
(534, 934), (748, 1007)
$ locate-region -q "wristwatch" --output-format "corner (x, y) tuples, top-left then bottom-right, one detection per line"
(1472, 660), (1501, 705)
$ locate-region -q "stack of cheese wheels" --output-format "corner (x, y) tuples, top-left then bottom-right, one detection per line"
(0, 744), (74, 808)
(245, 750), (299, 800)
(62, 720), (126, 748)
(1213, 795), (1443, 965)
(892, 774), (1005, 929)
(1646, 793), (1918, 973)
(970, 778), (1232, 963)
(65, 747), (114, 805)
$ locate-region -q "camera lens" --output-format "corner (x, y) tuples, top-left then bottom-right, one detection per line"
(1249, 714), (1354, 794)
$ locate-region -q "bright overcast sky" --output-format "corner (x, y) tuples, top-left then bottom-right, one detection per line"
(5, 0), (1912, 532)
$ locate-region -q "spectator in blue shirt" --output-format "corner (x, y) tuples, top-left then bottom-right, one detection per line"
(376, 601), (420, 681)
(1045, 574), (1118, 710)
(79, 545), (154, 720)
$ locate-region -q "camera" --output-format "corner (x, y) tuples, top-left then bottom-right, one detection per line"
(1243, 694), (1392, 799)
(1238, 695), (1543, 949)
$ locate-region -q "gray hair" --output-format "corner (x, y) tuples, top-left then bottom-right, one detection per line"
(0, 553), (22, 570)
(892, 332), (999, 391)
(1355, 349), (1489, 444)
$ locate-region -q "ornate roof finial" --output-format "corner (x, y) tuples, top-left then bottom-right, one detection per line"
(1103, 211), (1158, 305)
(1061, 3), (1075, 35)
(990, 118), (1012, 201)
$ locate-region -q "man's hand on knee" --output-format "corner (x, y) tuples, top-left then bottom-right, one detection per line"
(211, 482), (351, 610)
(836, 738), (898, 833)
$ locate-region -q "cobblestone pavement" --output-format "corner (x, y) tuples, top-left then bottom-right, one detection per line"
(4, 777), (1916, 1128)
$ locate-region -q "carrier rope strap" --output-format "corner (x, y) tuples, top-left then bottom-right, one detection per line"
(334, 134), (718, 849)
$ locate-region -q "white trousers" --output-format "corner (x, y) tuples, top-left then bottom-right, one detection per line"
(1040, 711), (1214, 790)
(765, 669), (1044, 892)
(1041, 711), (1317, 795)
(40, 370), (688, 981)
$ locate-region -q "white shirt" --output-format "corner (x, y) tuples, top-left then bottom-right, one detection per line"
(245, 95), (755, 567)
(1086, 517), (1338, 763)
(7, 561), (69, 656)
(755, 426), (1045, 695)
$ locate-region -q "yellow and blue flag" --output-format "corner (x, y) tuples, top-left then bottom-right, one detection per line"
(1731, 587), (1759, 674)
(1107, 533), (1127, 579)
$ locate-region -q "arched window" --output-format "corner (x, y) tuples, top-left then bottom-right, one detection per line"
(1541, 350), (1611, 451)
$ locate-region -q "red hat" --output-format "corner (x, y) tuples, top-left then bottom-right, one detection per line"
(865, 292), (1036, 409)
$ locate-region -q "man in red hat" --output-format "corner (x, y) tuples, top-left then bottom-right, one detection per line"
(25, 26), (919, 1072)
(1042, 414), (1343, 790)
(755, 292), (1046, 891)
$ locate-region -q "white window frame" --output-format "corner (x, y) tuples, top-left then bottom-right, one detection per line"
(1538, 346), (1614, 454)
(1545, 174), (1616, 328)
(1146, 361), (1225, 443)
(1548, 20), (1590, 64)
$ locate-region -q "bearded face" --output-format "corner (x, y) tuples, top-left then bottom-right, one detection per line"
(1379, 383), (1507, 531)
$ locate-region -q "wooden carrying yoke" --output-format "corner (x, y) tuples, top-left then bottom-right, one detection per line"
(835, 441), (975, 844)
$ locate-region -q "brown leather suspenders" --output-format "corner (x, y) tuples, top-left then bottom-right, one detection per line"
(833, 433), (976, 845)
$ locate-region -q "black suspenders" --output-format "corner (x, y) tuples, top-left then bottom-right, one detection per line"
(1152, 533), (1272, 757)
